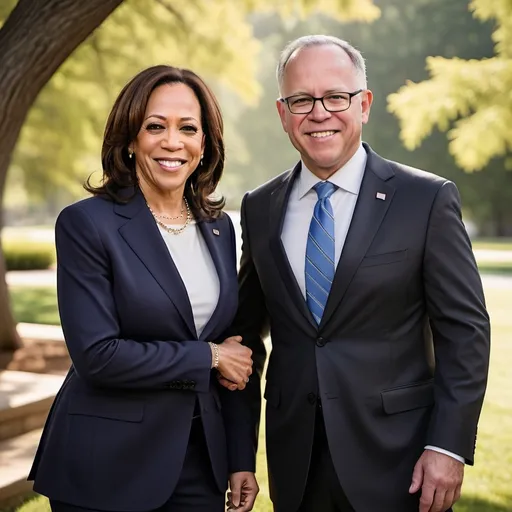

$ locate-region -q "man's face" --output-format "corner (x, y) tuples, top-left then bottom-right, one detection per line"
(276, 45), (373, 180)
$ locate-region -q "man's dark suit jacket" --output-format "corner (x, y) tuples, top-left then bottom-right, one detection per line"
(235, 143), (490, 512)
(28, 189), (253, 511)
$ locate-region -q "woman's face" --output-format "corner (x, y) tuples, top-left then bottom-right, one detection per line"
(132, 82), (205, 196)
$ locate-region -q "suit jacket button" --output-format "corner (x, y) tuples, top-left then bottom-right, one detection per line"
(307, 392), (317, 405)
(316, 337), (326, 347)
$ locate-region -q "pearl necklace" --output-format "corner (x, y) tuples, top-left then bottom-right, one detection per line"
(147, 197), (191, 235)
(154, 207), (184, 220)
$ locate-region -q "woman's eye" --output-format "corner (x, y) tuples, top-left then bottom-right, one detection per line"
(146, 123), (164, 131)
(182, 125), (198, 133)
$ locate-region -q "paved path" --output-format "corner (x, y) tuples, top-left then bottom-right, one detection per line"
(480, 273), (512, 289)
(6, 270), (56, 288)
(473, 249), (512, 262)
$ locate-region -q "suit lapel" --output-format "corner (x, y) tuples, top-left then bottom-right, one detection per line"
(115, 190), (197, 338)
(269, 163), (317, 329)
(196, 217), (230, 341)
(320, 146), (396, 328)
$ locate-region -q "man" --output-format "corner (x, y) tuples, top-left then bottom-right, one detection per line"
(231, 35), (490, 512)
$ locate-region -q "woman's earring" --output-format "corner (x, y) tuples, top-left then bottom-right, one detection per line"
(128, 149), (134, 159)
(200, 154), (204, 167)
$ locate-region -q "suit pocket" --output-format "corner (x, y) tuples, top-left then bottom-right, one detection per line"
(381, 380), (434, 415)
(68, 393), (144, 422)
(360, 249), (407, 268)
(264, 383), (280, 409)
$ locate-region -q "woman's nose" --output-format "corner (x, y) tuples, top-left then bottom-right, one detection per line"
(161, 129), (184, 150)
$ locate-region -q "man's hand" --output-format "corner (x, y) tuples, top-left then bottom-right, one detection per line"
(213, 336), (252, 389)
(217, 372), (239, 391)
(409, 450), (464, 512)
(227, 471), (259, 511)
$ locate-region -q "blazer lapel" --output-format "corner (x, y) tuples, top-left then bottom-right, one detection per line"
(320, 146), (396, 328)
(269, 163), (317, 329)
(196, 217), (230, 341)
(115, 190), (197, 338)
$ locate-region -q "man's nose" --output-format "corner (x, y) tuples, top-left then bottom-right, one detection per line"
(308, 98), (332, 121)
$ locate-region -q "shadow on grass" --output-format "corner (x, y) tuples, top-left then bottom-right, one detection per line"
(9, 287), (58, 325)
(0, 492), (42, 512)
(455, 494), (512, 512)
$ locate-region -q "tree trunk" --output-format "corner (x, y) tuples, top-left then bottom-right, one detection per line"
(0, 0), (124, 352)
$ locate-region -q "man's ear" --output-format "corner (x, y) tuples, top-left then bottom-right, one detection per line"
(361, 89), (373, 125)
(276, 99), (289, 134)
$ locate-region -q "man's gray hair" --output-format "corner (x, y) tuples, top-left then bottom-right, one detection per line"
(276, 35), (367, 94)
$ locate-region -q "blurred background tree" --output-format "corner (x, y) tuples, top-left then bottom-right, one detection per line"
(2, 0), (379, 224)
(388, 0), (512, 235)
(0, 0), (125, 351)
(0, 0), (378, 350)
(231, 0), (511, 236)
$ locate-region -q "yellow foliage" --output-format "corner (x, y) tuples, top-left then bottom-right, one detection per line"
(8, 0), (378, 200)
(388, 0), (512, 171)
(246, 0), (379, 22)
(470, 0), (512, 57)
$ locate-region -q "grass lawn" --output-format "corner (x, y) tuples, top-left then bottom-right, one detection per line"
(5, 283), (512, 512)
(9, 287), (59, 325)
(472, 239), (512, 251)
(477, 262), (512, 276)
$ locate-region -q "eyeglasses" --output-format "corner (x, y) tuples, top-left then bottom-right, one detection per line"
(279, 89), (363, 114)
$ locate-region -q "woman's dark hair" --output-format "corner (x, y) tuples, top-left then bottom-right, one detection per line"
(85, 65), (225, 218)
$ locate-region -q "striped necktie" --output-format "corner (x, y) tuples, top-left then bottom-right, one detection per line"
(305, 181), (337, 324)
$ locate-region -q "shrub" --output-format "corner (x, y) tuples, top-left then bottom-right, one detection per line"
(2, 240), (55, 271)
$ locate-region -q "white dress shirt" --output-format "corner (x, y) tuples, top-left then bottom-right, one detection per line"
(281, 145), (367, 297)
(280, 143), (464, 464)
(158, 220), (219, 337)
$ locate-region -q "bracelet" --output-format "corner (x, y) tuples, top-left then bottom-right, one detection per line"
(208, 342), (220, 369)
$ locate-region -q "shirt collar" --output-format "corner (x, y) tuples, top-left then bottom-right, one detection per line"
(297, 144), (367, 200)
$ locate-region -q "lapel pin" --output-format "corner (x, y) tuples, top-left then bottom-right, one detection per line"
(376, 192), (386, 201)
(213, 229), (220, 236)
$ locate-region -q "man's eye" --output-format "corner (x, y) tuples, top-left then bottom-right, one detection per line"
(327, 94), (348, 101)
(291, 97), (312, 105)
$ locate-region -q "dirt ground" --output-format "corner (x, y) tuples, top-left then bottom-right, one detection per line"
(0, 338), (70, 375)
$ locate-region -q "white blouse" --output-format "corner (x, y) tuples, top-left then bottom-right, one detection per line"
(158, 220), (220, 337)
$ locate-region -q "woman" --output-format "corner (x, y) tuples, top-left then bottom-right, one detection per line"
(29, 65), (258, 512)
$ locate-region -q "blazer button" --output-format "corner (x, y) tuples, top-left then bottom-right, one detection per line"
(307, 392), (317, 405)
(316, 337), (326, 347)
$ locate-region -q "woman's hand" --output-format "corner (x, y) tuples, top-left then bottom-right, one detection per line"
(227, 472), (259, 511)
(213, 336), (252, 390)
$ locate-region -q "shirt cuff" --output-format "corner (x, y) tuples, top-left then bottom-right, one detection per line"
(425, 445), (465, 464)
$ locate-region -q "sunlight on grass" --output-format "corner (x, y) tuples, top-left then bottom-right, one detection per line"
(477, 263), (512, 275)
(472, 239), (512, 251)
(13, 497), (49, 512)
(9, 287), (59, 325)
